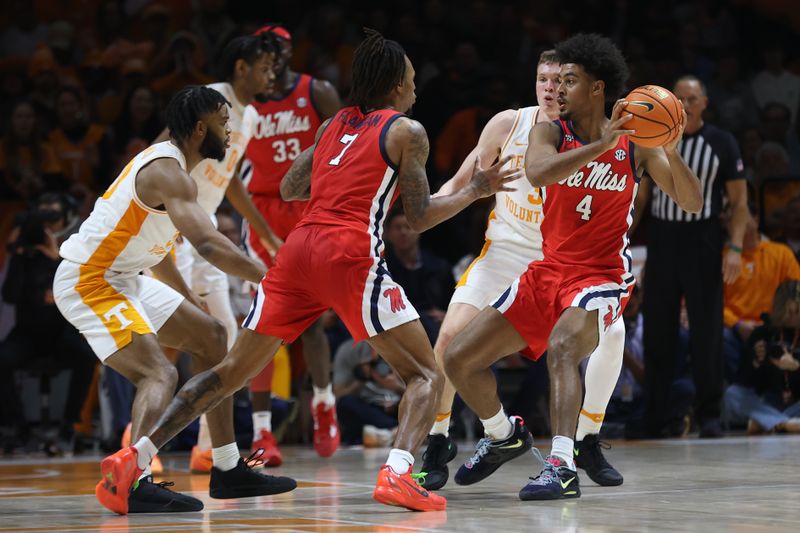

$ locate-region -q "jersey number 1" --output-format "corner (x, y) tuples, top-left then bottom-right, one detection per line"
(329, 133), (359, 166)
(576, 194), (593, 220)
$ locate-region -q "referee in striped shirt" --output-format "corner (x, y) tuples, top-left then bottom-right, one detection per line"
(634, 75), (749, 438)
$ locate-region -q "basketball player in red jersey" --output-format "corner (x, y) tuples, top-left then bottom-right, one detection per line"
(102, 29), (521, 512)
(243, 25), (343, 465)
(444, 33), (703, 500)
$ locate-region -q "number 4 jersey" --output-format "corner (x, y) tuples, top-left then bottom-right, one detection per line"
(542, 119), (639, 278)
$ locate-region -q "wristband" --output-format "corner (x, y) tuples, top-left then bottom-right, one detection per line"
(729, 244), (742, 254)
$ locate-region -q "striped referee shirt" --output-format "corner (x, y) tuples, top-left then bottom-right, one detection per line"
(651, 123), (744, 222)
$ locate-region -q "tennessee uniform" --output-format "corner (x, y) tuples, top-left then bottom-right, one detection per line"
(493, 119), (638, 358)
(244, 108), (419, 346)
(54, 142), (187, 361)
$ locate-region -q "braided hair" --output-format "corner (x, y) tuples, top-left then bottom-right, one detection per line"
(349, 28), (406, 112)
(166, 86), (230, 144)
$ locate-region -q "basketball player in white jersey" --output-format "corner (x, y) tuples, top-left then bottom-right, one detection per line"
(417, 51), (625, 490)
(54, 86), (296, 515)
(156, 34), (285, 474)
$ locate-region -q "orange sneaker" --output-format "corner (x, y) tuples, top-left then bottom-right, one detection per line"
(313, 403), (340, 458)
(373, 465), (447, 511)
(96, 447), (143, 515)
(251, 429), (282, 467)
(190, 446), (213, 473)
(121, 423), (162, 474)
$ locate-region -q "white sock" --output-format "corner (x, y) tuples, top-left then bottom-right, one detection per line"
(550, 436), (576, 470)
(481, 408), (513, 440)
(312, 384), (335, 408)
(253, 411), (272, 433)
(138, 465), (152, 481)
(132, 437), (158, 471)
(385, 448), (414, 475)
(430, 412), (451, 436)
(212, 442), (240, 472)
(577, 319), (624, 441)
(197, 415), (212, 451)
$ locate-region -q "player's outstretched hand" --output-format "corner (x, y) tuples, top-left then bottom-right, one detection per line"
(602, 99), (635, 149)
(468, 155), (524, 198)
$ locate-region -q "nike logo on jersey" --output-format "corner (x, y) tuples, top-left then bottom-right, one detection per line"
(628, 101), (655, 112)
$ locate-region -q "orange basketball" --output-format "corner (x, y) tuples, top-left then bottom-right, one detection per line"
(622, 85), (683, 148)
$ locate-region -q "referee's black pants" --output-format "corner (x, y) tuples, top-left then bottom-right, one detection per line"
(643, 218), (724, 435)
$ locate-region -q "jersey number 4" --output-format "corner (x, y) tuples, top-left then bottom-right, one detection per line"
(329, 133), (359, 166)
(576, 194), (593, 220)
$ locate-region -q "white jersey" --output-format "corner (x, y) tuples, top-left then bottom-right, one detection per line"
(191, 82), (258, 215)
(59, 141), (185, 273)
(484, 106), (544, 254)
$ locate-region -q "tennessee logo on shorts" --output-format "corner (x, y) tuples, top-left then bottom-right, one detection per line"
(383, 287), (406, 313)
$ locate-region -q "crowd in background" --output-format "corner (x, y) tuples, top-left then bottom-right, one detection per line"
(1, 0), (800, 452)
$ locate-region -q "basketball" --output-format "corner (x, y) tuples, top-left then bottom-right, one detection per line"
(622, 85), (683, 148)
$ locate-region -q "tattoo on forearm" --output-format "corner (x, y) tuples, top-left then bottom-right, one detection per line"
(398, 123), (431, 223)
(149, 370), (224, 448)
(281, 148), (313, 200)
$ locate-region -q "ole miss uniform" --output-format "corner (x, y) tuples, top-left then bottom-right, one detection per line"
(243, 74), (323, 265)
(244, 107), (418, 342)
(493, 120), (638, 359)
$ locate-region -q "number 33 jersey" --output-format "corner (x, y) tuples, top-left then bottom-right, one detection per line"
(297, 106), (404, 255)
(542, 119), (639, 278)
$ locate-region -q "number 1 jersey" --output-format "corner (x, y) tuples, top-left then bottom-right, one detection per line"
(542, 120), (639, 279)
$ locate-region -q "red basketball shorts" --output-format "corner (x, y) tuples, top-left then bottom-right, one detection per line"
(243, 225), (419, 343)
(244, 194), (307, 268)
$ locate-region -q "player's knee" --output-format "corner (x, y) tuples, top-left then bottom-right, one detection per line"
(548, 333), (584, 364)
(151, 361), (178, 391)
(443, 341), (466, 382)
(206, 319), (228, 360)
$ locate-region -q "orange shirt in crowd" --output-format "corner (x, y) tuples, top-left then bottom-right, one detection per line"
(723, 238), (800, 327)
(48, 124), (106, 189)
(435, 107), (480, 176)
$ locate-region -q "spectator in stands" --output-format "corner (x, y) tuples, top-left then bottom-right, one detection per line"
(740, 127), (763, 183)
(332, 340), (401, 447)
(150, 32), (214, 105)
(708, 52), (759, 136)
(0, 101), (65, 201)
(723, 203), (800, 380)
(724, 281), (800, 434)
(111, 86), (162, 172)
(48, 86), (113, 212)
(189, 0), (237, 73)
(0, 193), (95, 449)
(759, 102), (800, 175)
(384, 208), (454, 342)
(751, 42), (800, 126)
(0, 0), (47, 59)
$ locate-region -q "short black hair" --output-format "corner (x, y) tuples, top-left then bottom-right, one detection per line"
(555, 33), (629, 101)
(349, 28), (406, 111)
(219, 35), (268, 81)
(166, 86), (230, 143)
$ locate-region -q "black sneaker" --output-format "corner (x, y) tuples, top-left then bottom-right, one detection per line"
(454, 416), (533, 486)
(574, 434), (623, 486)
(209, 451), (297, 499)
(416, 434), (458, 490)
(518, 455), (580, 501)
(128, 476), (204, 513)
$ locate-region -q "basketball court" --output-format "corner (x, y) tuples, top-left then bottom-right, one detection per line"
(1, 436), (799, 531)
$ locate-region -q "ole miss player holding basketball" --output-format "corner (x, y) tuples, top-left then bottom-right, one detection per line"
(444, 33), (703, 501)
(104, 29), (521, 512)
(244, 25), (342, 465)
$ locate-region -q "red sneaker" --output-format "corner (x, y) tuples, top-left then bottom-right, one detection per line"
(121, 423), (162, 474)
(313, 403), (340, 458)
(251, 430), (282, 467)
(373, 465), (447, 511)
(96, 447), (143, 515)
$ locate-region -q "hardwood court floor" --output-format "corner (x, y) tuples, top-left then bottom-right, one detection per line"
(1, 436), (799, 532)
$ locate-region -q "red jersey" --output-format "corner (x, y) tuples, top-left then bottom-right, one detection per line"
(297, 107), (404, 253)
(246, 74), (324, 196)
(541, 120), (638, 278)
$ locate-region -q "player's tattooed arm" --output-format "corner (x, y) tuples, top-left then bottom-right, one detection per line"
(280, 145), (314, 200)
(394, 118), (521, 232)
(280, 118), (332, 201)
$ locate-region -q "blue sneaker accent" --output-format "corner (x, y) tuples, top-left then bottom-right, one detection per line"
(519, 454), (581, 501)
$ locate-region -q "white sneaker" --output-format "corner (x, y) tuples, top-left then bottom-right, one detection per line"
(363, 425), (397, 447)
